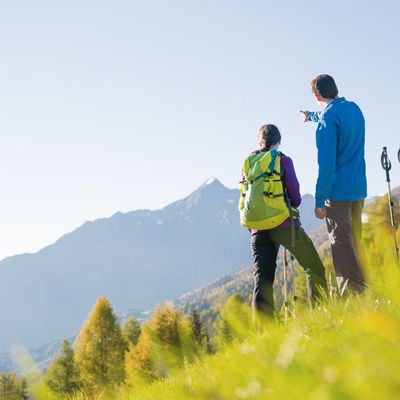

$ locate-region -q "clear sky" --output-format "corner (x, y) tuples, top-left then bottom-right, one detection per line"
(1, 0), (399, 260)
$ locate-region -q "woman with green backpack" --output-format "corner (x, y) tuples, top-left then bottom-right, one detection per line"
(240, 124), (327, 317)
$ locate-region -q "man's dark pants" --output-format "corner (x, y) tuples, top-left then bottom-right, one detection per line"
(325, 200), (366, 295)
(251, 226), (327, 316)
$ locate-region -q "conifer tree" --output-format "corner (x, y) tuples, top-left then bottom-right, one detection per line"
(150, 304), (181, 346)
(44, 339), (81, 396)
(215, 294), (250, 347)
(219, 318), (234, 344)
(189, 310), (209, 352)
(18, 379), (29, 400)
(0, 374), (14, 400)
(124, 324), (155, 384)
(121, 317), (141, 348)
(74, 297), (125, 392)
(125, 304), (187, 384)
(0, 373), (27, 400)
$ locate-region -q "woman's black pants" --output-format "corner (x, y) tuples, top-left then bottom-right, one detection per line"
(251, 226), (327, 316)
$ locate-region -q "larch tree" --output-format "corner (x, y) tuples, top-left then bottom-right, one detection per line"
(125, 303), (189, 384)
(121, 317), (141, 348)
(74, 297), (126, 392)
(150, 304), (181, 347)
(124, 324), (155, 385)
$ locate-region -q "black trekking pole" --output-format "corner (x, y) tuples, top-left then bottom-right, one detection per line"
(381, 147), (399, 263)
(398, 146), (400, 165)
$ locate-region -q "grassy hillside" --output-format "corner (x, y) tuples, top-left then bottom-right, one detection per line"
(122, 208), (400, 399)
(129, 300), (399, 399)
(31, 195), (400, 399)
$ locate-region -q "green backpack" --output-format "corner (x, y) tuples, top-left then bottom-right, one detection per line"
(239, 150), (298, 230)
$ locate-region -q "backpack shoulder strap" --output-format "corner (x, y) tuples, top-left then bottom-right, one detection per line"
(267, 150), (282, 177)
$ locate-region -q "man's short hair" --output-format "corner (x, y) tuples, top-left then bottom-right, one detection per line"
(311, 74), (338, 99)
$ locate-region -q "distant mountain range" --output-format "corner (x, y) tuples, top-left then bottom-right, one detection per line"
(0, 177), (324, 368)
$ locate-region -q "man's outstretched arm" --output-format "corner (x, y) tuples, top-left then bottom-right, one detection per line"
(315, 115), (338, 211)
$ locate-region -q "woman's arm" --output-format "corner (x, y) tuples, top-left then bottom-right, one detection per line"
(281, 156), (301, 208)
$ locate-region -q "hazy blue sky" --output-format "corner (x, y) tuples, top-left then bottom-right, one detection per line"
(1, 0), (399, 260)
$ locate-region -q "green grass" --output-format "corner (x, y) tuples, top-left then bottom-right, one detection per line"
(125, 298), (399, 399)
(36, 221), (400, 400)
(122, 227), (400, 399)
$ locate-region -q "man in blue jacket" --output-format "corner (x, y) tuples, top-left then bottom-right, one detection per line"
(300, 74), (367, 295)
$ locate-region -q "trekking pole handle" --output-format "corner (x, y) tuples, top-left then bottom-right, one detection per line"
(381, 147), (392, 182)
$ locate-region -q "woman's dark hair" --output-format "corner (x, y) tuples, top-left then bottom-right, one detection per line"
(311, 74), (338, 99)
(258, 124), (281, 150)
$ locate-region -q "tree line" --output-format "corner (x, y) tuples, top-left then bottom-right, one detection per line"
(40, 295), (246, 397)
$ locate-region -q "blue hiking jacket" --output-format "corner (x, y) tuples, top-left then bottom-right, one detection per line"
(309, 97), (367, 207)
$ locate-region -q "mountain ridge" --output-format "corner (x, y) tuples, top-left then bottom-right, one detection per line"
(0, 177), (315, 264)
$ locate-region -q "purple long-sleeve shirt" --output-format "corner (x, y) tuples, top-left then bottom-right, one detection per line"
(247, 153), (302, 234)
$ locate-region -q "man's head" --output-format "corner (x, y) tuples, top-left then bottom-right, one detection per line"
(258, 124), (281, 150)
(311, 74), (339, 106)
